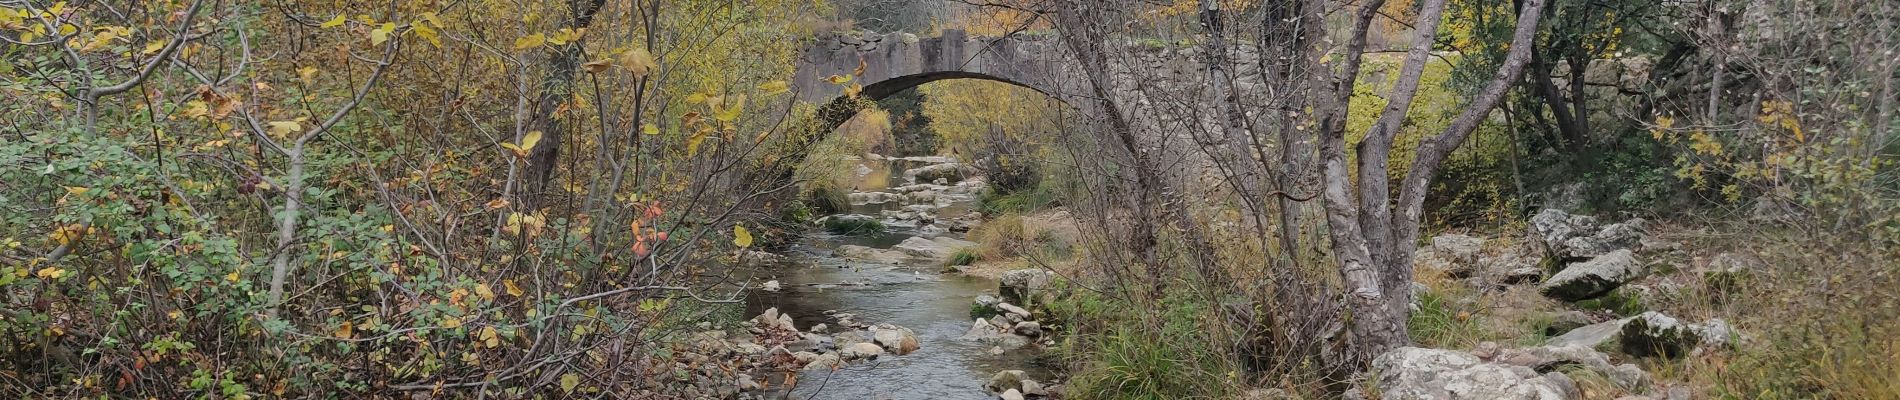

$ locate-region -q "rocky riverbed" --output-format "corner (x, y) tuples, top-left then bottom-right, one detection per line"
(711, 156), (1063, 399)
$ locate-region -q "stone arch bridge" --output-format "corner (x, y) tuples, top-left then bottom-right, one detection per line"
(793, 29), (1089, 131)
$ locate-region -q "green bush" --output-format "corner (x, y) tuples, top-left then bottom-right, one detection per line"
(946, 248), (979, 267)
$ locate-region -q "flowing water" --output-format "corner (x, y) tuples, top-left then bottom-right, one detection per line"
(743, 157), (1055, 399)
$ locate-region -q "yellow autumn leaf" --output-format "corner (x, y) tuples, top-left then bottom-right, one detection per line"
(319, 14), (346, 28)
(335, 321), (354, 339)
(513, 33), (545, 50)
(475, 283), (496, 301)
(267, 120), (302, 137)
(685, 129), (708, 156)
(501, 131), (542, 157)
(420, 12), (444, 28)
(548, 28), (582, 45)
(298, 66), (319, 83)
(620, 48), (655, 78)
(441, 316), (462, 329)
(224, 269), (239, 283)
(758, 80), (789, 95)
(63, 186), (89, 196)
(35, 267), (66, 280)
(370, 22), (394, 45)
(641, 123), (660, 135)
(479, 326), (500, 348)
(50, 223), (85, 245)
(733, 225), (753, 248)
(560, 373), (580, 394)
(520, 131), (543, 151)
(714, 94), (746, 122)
(503, 279), (523, 297)
(581, 59), (613, 73)
(412, 22), (441, 48)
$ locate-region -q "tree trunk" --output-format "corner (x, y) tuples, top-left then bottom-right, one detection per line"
(520, 0), (609, 208)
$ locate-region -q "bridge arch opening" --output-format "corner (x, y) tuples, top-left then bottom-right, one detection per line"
(814, 71), (1073, 136)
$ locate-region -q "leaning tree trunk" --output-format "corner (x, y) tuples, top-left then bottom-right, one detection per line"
(520, 0), (608, 208)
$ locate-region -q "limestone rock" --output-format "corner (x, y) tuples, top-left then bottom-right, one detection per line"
(893, 236), (979, 261)
(1563, 218), (1647, 260)
(986, 370), (1027, 393)
(836, 244), (913, 264)
(1541, 250), (1644, 301)
(905, 162), (978, 184)
(996, 303), (1032, 319)
(999, 388), (1025, 400)
(840, 342), (884, 360)
(1021, 379), (1047, 396)
(1013, 321), (1043, 337)
(999, 269), (1055, 305)
(802, 353), (840, 370)
(871, 324), (921, 355)
(1531, 209), (1600, 259)
(1368, 347), (1571, 400)
(1433, 234), (1486, 264)
(1619, 311), (1694, 358)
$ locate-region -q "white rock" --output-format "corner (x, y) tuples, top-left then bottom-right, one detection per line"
(802, 353), (840, 370)
(1369, 347), (1570, 400)
(1540, 250), (1644, 301)
(841, 342), (884, 360)
(999, 389), (1025, 400)
(996, 303), (1032, 319)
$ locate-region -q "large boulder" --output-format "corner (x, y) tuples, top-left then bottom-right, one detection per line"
(1433, 234), (1487, 264)
(999, 269), (1055, 305)
(1365, 347), (1573, 400)
(893, 236), (978, 261)
(1530, 209), (1600, 259)
(802, 353), (841, 370)
(840, 342), (884, 360)
(904, 162), (979, 184)
(871, 324), (920, 355)
(1546, 312), (1733, 359)
(1530, 209), (1648, 262)
(1563, 219), (1647, 260)
(1490, 344), (1650, 391)
(960, 319), (1031, 349)
(1540, 250), (1644, 301)
(1618, 312), (1695, 358)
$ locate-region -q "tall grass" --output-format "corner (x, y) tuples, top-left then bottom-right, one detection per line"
(1693, 229), (1900, 399)
(1047, 287), (1243, 399)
